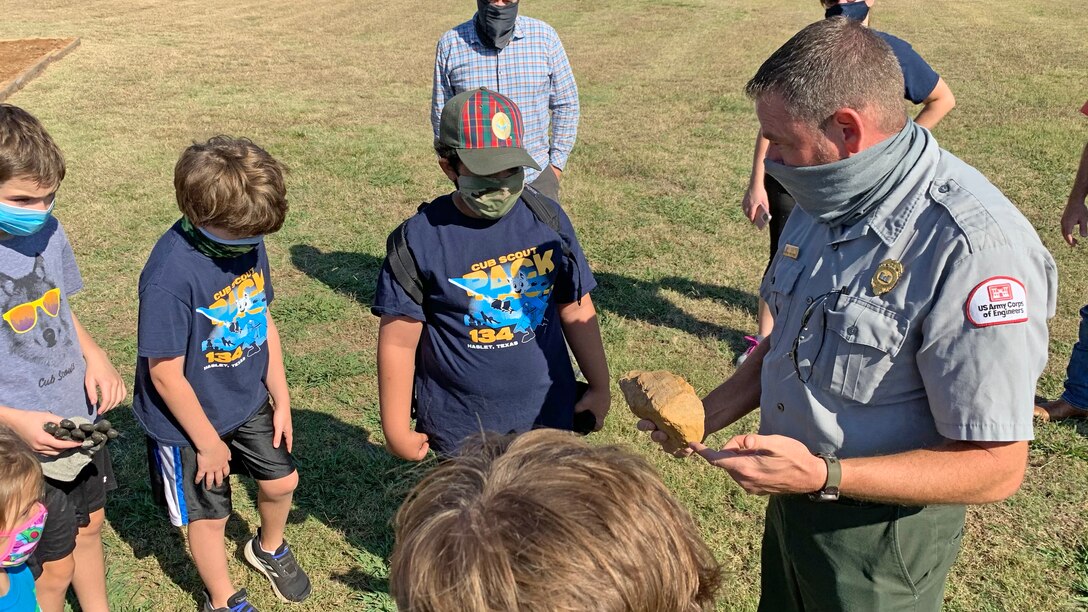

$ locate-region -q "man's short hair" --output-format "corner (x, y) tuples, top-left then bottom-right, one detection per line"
(174, 136), (288, 236)
(390, 429), (723, 611)
(0, 104), (65, 188)
(745, 17), (906, 133)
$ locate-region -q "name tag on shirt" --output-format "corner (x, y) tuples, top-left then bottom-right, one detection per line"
(783, 244), (799, 259)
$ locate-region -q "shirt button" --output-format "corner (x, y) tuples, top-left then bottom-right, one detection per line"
(938, 184), (950, 193)
(847, 325), (858, 337)
(832, 244), (839, 251)
(777, 403), (785, 411)
(806, 296), (814, 304)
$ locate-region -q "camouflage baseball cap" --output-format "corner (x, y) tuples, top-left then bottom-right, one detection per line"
(438, 88), (542, 176)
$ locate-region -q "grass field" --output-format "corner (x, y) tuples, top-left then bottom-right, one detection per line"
(4, 0), (1088, 610)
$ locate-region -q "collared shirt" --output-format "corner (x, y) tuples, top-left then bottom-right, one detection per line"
(432, 15), (579, 183)
(760, 147), (1057, 459)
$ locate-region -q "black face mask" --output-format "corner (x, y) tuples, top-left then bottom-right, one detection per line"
(474, 0), (519, 50)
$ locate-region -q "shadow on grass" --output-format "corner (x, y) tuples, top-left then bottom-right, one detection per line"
(289, 244), (757, 353)
(107, 407), (427, 608)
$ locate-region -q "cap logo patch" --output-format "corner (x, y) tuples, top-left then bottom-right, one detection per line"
(965, 276), (1027, 327)
(492, 112), (512, 141)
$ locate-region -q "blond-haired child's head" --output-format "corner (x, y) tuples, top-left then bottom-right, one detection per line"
(390, 429), (722, 611)
(0, 425), (43, 535)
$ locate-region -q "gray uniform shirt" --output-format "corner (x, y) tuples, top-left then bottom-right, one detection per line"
(760, 148), (1057, 459)
(0, 218), (90, 420)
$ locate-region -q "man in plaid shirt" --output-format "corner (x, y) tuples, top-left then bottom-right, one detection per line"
(432, 0), (579, 203)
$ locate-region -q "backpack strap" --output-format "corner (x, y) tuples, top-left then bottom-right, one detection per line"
(386, 222), (424, 305)
(521, 187), (582, 303)
(384, 201), (433, 306)
(521, 186), (573, 262)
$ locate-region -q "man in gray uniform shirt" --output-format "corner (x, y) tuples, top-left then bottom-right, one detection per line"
(639, 18), (1057, 611)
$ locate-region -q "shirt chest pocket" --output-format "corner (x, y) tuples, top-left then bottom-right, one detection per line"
(761, 258), (805, 323)
(816, 297), (909, 404)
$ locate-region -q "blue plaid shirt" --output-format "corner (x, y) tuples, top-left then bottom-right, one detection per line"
(432, 15), (580, 183)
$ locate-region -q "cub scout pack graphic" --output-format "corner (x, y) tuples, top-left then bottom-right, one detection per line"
(197, 268), (269, 368)
(448, 245), (556, 349)
(966, 276), (1027, 327)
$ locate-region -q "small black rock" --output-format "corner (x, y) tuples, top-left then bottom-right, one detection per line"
(78, 423), (95, 433)
(106, 429), (120, 440)
(89, 431), (107, 445)
(59, 419), (75, 430)
(70, 429), (86, 442)
(43, 422), (59, 434)
(54, 429), (71, 440)
(94, 420), (112, 433)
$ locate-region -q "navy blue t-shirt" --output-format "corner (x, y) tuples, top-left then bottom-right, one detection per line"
(372, 194), (597, 455)
(875, 31), (940, 104)
(132, 222), (274, 446)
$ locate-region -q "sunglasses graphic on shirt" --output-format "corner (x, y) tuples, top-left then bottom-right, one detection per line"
(2, 288), (61, 333)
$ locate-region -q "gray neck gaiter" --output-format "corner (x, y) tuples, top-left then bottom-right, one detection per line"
(474, 0), (519, 50)
(765, 121), (934, 227)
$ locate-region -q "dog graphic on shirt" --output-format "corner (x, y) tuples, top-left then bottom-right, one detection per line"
(0, 255), (75, 367)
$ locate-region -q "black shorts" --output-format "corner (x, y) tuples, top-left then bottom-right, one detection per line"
(27, 446), (116, 579)
(147, 400), (296, 527)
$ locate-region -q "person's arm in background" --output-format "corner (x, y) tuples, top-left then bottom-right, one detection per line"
(741, 132), (772, 228)
(378, 315), (429, 460)
(913, 77), (956, 130)
(1062, 141), (1088, 246)
(558, 294), (610, 429)
(431, 38), (453, 138)
(547, 29), (579, 179)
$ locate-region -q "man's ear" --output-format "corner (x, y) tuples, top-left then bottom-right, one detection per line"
(438, 157), (459, 183)
(828, 108), (866, 156)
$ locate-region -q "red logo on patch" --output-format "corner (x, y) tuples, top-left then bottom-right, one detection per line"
(987, 283), (1013, 302)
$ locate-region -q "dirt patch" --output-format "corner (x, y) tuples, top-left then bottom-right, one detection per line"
(0, 38), (80, 101)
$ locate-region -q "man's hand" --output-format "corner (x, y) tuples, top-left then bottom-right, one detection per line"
(635, 419), (696, 459)
(272, 403), (293, 453)
(574, 384), (610, 432)
(742, 183), (771, 230)
(9, 411), (82, 456)
(84, 349), (126, 414)
(195, 438), (231, 489)
(690, 434), (826, 496)
(1061, 196), (1088, 247)
(387, 430), (430, 462)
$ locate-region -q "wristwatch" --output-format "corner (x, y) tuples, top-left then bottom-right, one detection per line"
(808, 453), (841, 502)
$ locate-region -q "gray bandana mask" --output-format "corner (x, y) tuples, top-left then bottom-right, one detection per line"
(764, 121), (933, 227)
(474, 0), (519, 50)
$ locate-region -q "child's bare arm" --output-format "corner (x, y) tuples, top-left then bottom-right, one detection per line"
(265, 310), (292, 452)
(0, 405), (82, 455)
(71, 311), (127, 414)
(377, 315), (429, 460)
(148, 356), (231, 488)
(559, 294), (611, 430)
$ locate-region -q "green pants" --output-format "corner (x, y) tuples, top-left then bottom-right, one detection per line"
(759, 495), (966, 612)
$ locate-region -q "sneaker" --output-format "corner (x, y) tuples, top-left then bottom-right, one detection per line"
(736, 335), (763, 366)
(244, 529), (312, 603)
(203, 588), (259, 612)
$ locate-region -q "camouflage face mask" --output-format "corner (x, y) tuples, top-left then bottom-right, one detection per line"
(457, 168), (525, 220)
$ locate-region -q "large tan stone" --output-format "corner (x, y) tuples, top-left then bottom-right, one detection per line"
(619, 370), (704, 453)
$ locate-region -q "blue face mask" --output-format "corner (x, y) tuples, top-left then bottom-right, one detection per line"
(825, 1), (870, 21)
(0, 199), (55, 237)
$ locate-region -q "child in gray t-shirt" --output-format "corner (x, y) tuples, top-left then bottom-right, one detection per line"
(0, 103), (126, 611)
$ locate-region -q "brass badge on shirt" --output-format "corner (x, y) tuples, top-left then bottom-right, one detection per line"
(871, 259), (903, 296)
(783, 244), (799, 259)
